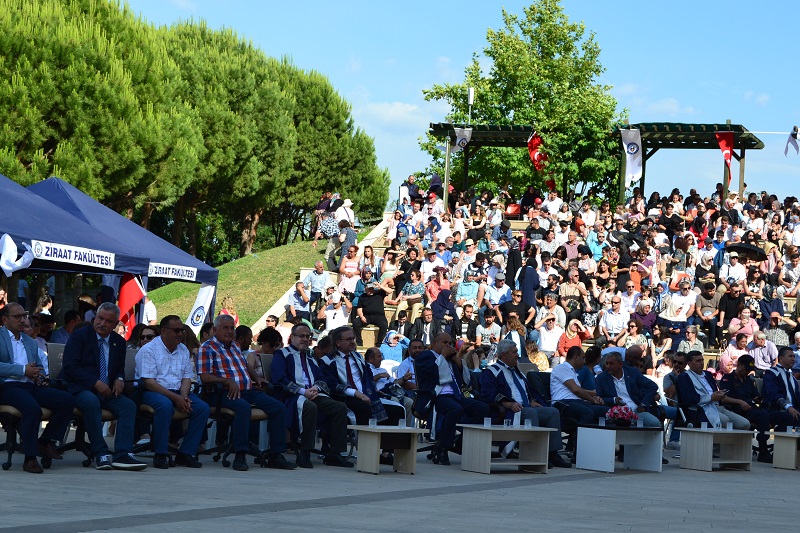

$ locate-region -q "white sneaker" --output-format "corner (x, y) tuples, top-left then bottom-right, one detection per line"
(665, 441), (680, 450)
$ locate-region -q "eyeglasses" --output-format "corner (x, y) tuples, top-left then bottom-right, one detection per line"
(141, 334), (157, 340)
(167, 327), (185, 334)
(294, 334), (312, 339)
(612, 300), (621, 304)
(8, 313), (29, 320)
(512, 293), (522, 297)
(626, 285), (635, 288)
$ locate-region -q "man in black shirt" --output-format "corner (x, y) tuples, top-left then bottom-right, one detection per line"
(717, 285), (745, 344)
(352, 281), (389, 347)
(498, 290), (535, 328)
(526, 217), (546, 242)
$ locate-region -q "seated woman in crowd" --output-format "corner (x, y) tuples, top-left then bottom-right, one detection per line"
(556, 319), (591, 363)
(430, 289), (457, 331)
(620, 318), (648, 351)
(632, 298), (656, 334)
(359, 245), (382, 278)
(525, 341), (549, 372)
(387, 269), (425, 323)
(727, 306), (759, 344)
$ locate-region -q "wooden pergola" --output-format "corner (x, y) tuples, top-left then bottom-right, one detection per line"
(612, 122), (765, 201)
(428, 121), (765, 205)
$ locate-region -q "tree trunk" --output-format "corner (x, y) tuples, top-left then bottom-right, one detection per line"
(139, 203), (154, 230)
(172, 195), (186, 247)
(240, 209), (262, 257)
(187, 205), (198, 257)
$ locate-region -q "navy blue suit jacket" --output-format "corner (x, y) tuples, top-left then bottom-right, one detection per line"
(763, 365), (800, 410)
(596, 367), (658, 407)
(676, 370), (718, 409)
(59, 325), (126, 394)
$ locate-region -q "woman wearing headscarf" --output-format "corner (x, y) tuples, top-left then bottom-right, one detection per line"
(430, 289), (457, 332)
(504, 238), (523, 287)
(757, 284), (786, 329)
(515, 256), (540, 309)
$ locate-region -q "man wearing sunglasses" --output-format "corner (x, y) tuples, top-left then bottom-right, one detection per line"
(136, 315), (210, 469)
(0, 303), (75, 473)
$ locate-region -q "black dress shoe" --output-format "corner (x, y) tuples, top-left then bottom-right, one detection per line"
(296, 450), (313, 469)
(175, 453), (202, 468)
(232, 453), (249, 471)
(323, 455), (354, 468)
(154, 454), (170, 469)
(38, 441), (63, 460)
(549, 452), (572, 469)
(379, 453), (394, 465)
(267, 453), (297, 470)
(23, 458), (44, 474)
(436, 449), (450, 466)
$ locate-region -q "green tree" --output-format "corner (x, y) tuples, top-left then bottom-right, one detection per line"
(0, 0), (202, 219)
(422, 0), (624, 200)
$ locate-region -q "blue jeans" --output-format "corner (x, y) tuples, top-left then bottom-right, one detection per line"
(219, 389), (287, 454)
(142, 391), (210, 456)
(74, 390), (136, 458)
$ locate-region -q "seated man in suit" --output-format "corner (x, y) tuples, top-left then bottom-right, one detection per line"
(595, 352), (661, 427)
(677, 350), (749, 430)
(480, 339), (570, 468)
(388, 310), (412, 339)
(409, 307), (443, 346)
(549, 346), (609, 424)
(196, 314), (296, 472)
(60, 302), (147, 471)
(414, 333), (490, 466)
(135, 315), (210, 469)
(762, 346), (800, 428)
(720, 354), (775, 463)
(323, 326), (405, 465)
(0, 303), (75, 473)
(270, 323), (352, 468)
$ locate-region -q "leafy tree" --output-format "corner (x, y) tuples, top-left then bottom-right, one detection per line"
(421, 0), (624, 201)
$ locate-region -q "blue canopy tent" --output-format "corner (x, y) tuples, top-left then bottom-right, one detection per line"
(28, 177), (218, 286)
(0, 174), (150, 276)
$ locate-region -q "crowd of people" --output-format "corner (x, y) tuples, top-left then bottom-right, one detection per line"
(4, 180), (800, 473)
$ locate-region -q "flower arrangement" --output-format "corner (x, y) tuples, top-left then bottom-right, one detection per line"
(606, 406), (639, 425)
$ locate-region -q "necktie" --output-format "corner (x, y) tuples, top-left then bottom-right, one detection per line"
(98, 338), (108, 384)
(346, 353), (356, 389)
(423, 323), (430, 345)
(449, 366), (463, 399)
(787, 368), (799, 406)
(300, 353), (311, 387)
(510, 368), (530, 408)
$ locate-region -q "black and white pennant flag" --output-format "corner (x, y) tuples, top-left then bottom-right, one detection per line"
(621, 128), (643, 187)
(785, 125), (799, 156)
(451, 127), (472, 153)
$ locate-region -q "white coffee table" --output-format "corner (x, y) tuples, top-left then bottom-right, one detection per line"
(347, 425), (427, 475)
(771, 431), (800, 470)
(679, 428), (752, 472)
(575, 425), (663, 473)
(457, 424), (554, 474)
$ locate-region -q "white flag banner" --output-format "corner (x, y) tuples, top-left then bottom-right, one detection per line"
(0, 234), (33, 277)
(621, 128), (643, 187)
(186, 283), (216, 335)
(451, 127), (473, 153)
(785, 125), (799, 156)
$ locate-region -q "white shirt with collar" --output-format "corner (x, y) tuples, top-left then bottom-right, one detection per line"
(4, 329), (31, 383)
(340, 350), (364, 396)
(136, 337), (193, 391)
(550, 361), (581, 401)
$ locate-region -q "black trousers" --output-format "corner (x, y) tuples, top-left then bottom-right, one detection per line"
(344, 395), (404, 427)
(0, 382), (75, 458)
(352, 313), (388, 347)
(300, 395), (349, 455)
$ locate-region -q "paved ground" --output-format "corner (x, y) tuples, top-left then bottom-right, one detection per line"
(1, 435), (797, 533)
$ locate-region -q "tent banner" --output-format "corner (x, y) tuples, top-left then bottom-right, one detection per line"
(148, 262), (197, 282)
(30, 239), (115, 270)
(187, 283), (216, 334)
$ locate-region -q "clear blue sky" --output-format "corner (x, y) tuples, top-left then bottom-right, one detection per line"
(127, 0), (800, 202)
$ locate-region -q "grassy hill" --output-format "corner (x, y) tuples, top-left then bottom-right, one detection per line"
(149, 241), (324, 327)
